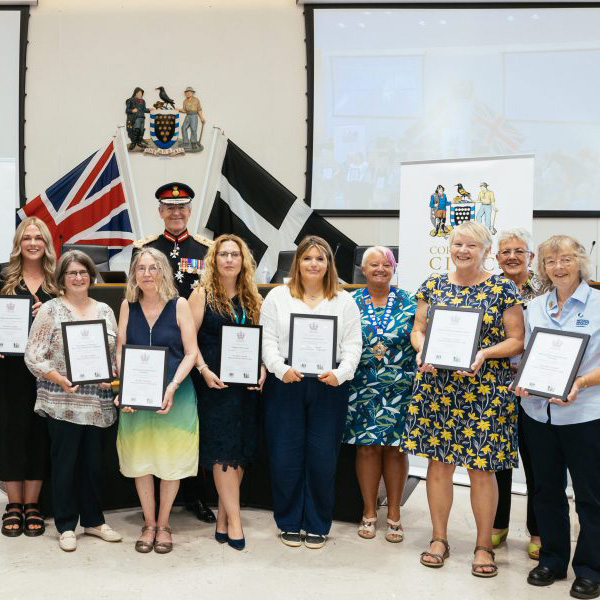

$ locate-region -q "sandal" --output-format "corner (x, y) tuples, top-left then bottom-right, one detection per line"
(23, 503), (45, 537)
(420, 536), (450, 568)
(357, 516), (377, 539)
(527, 541), (541, 560)
(135, 525), (156, 553)
(472, 545), (498, 578)
(2, 503), (23, 537)
(154, 526), (173, 554)
(385, 518), (404, 543)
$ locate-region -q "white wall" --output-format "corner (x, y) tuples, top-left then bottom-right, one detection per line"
(25, 0), (306, 238)
(24, 0), (600, 280)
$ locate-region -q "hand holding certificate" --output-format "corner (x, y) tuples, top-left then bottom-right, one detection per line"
(62, 320), (112, 384)
(421, 306), (484, 372)
(288, 314), (337, 377)
(0, 295), (33, 356)
(120, 345), (168, 411)
(514, 328), (590, 402)
(219, 324), (262, 386)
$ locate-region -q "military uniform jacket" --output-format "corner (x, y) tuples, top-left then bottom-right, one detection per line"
(133, 230), (212, 299)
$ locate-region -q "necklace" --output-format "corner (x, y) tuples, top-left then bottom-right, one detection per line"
(362, 287), (396, 361)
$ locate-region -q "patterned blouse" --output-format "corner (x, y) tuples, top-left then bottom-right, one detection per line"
(25, 297), (118, 427)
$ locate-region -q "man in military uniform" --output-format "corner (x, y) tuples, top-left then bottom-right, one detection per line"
(132, 182), (215, 523)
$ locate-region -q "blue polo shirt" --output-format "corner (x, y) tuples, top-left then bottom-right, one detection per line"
(521, 281), (600, 425)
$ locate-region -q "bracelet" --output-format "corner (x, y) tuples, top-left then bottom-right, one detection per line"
(198, 364), (208, 373)
(171, 378), (180, 388)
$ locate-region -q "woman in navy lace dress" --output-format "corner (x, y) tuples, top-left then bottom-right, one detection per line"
(189, 234), (264, 551)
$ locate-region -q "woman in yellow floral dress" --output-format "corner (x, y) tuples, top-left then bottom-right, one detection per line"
(402, 222), (524, 578)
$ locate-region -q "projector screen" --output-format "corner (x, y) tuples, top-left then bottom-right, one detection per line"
(308, 6), (600, 215)
(0, 6), (26, 260)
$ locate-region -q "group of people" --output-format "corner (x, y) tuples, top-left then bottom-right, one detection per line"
(1, 183), (599, 599)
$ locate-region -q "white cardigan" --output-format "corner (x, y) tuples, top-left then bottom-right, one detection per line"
(259, 284), (362, 384)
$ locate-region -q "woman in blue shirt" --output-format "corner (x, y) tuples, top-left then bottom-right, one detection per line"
(516, 235), (600, 599)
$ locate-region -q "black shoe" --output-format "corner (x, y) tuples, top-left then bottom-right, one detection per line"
(571, 578), (600, 599)
(128, 142), (136, 151)
(280, 531), (302, 547)
(186, 500), (216, 523)
(527, 565), (567, 587)
(304, 533), (326, 549)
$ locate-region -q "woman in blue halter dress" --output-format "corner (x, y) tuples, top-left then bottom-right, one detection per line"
(116, 247), (199, 554)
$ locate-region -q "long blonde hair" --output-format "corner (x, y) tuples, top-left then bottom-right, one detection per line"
(287, 235), (340, 300)
(200, 234), (262, 324)
(125, 247), (177, 303)
(1, 217), (58, 296)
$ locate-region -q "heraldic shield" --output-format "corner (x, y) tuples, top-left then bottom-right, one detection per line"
(150, 112), (180, 149)
(450, 202), (475, 227)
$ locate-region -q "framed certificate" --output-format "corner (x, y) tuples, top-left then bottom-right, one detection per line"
(120, 345), (169, 411)
(514, 328), (590, 401)
(422, 306), (484, 371)
(62, 320), (112, 384)
(288, 313), (337, 377)
(219, 324), (262, 385)
(0, 295), (33, 356)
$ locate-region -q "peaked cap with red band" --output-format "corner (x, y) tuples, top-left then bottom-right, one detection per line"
(155, 182), (195, 205)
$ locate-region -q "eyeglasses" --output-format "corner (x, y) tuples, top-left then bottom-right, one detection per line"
(136, 265), (158, 274)
(65, 270), (90, 279)
(544, 256), (576, 268)
(498, 249), (530, 258)
(217, 251), (242, 259)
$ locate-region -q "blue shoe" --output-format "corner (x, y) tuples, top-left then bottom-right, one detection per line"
(215, 529), (228, 544)
(227, 536), (245, 551)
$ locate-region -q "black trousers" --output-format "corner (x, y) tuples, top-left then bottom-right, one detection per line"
(264, 376), (349, 536)
(523, 412), (600, 581)
(46, 417), (105, 533)
(494, 404), (539, 535)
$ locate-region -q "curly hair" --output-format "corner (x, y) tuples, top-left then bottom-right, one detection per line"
(536, 235), (590, 292)
(125, 247), (177, 303)
(1, 217), (58, 296)
(200, 234), (262, 324)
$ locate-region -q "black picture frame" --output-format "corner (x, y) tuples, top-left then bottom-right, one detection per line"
(288, 313), (338, 378)
(0, 294), (32, 356)
(422, 306), (484, 371)
(120, 344), (169, 411)
(218, 323), (263, 386)
(61, 319), (112, 385)
(514, 327), (590, 401)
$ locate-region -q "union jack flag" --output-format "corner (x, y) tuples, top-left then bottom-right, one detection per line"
(472, 102), (524, 155)
(17, 140), (137, 258)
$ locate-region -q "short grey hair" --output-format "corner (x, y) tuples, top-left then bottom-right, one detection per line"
(496, 228), (534, 253)
(56, 250), (98, 293)
(536, 235), (590, 290)
(361, 246), (395, 268)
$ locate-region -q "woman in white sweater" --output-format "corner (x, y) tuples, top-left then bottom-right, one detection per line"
(260, 235), (361, 549)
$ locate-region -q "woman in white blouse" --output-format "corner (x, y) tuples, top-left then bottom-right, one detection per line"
(25, 250), (122, 552)
(260, 235), (361, 549)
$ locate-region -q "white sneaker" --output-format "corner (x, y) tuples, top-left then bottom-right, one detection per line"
(84, 524), (123, 542)
(59, 530), (77, 552)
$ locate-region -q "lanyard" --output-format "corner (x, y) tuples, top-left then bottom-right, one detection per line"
(362, 287), (396, 336)
(233, 304), (246, 325)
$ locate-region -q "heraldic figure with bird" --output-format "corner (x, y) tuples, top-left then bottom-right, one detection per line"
(428, 181), (499, 238)
(125, 85), (206, 157)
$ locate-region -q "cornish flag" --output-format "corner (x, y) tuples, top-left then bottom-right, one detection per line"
(17, 137), (139, 259)
(205, 140), (357, 282)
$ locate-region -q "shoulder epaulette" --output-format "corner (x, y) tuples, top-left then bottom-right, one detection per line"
(133, 233), (159, 249)
(192, 234), (214, 247)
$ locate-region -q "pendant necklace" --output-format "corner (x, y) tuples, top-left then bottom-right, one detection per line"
(362, 287), (396, 361)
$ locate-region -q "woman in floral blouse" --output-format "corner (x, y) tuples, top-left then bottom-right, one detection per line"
(402, 222), (524, 578)
(25, 250), (122, 552)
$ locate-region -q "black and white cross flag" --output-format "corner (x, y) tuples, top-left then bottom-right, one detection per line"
(205, 140), (358, 282)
